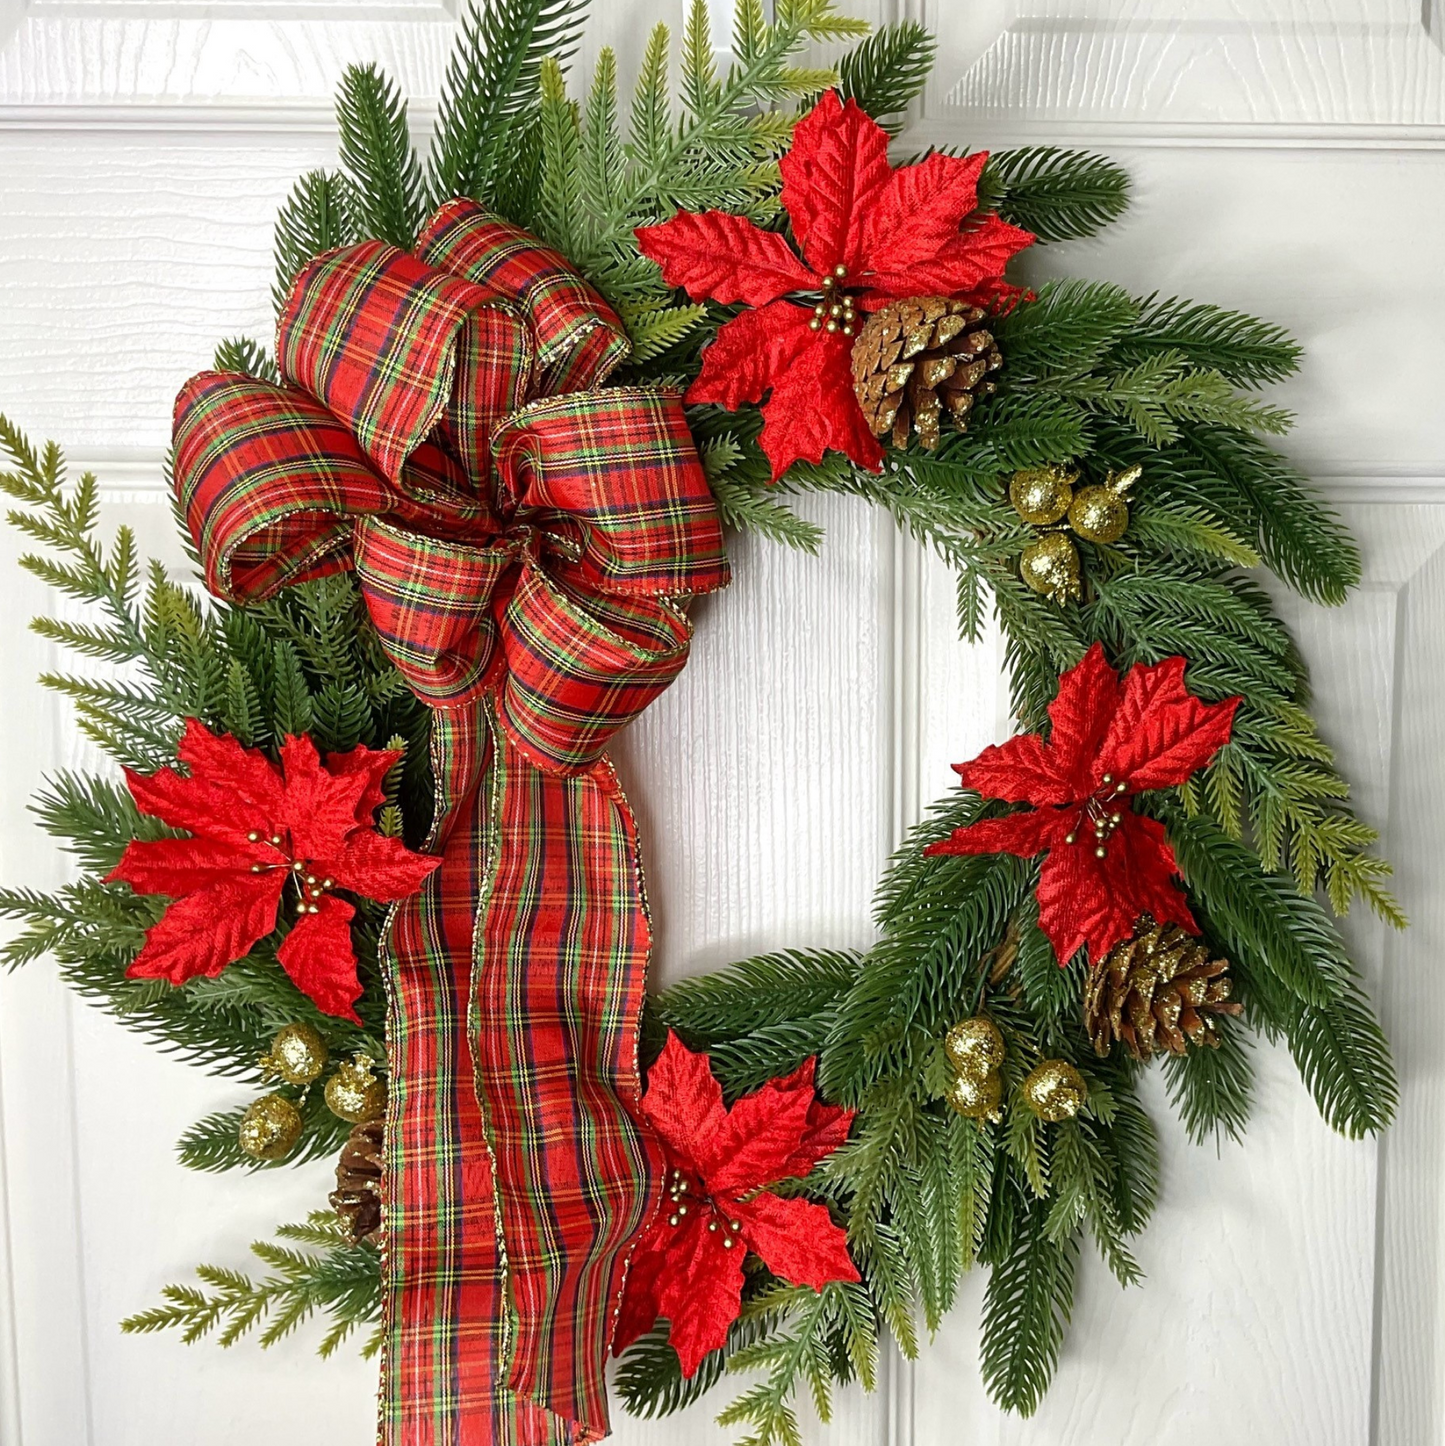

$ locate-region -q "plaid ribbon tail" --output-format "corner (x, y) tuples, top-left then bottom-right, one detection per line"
(171, 200), (729, 1443)
(382, 712), (659, 1445)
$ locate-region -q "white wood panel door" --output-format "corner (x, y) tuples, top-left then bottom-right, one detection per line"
(1, 2), (1441, 1443)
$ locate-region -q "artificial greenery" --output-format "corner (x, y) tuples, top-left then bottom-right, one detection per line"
(0, 0), (1400, 1439)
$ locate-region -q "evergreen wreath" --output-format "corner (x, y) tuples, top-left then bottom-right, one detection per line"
(0, 1), (1399, 1439)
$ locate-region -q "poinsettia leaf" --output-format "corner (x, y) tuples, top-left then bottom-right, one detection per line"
(325, 742), (401, 825)
(686, 301), (817, 413)
(859, 150), (987, 279)
(732, 1192), (859, 1291)
(778, 90), (892, 278)
(124, 763), (269, 851)
(757, 324), (884, 480)
(174, 717), (287, 827)
(1036, 812), (1194, 963)
(279, 733), (374, 860)
(107, 836), (263, 897)
(641, 1032), (730, 1165)
(636, 211), (816, 307)
(859, 213), (1035, 301)
(705, 1068), (818, 1193)
(954, 735), (1074, 806)
(926, 806), (1070, 860)
(124, 873), (286, 985)
(611, 1220), (667, 1361)
(1043, 642), (1121, 795)
(651, 1209), (747, 1378)
(1096, 656), (1239, 792)
(325, 829), (439, 900)
(275, 894), (363, 1021)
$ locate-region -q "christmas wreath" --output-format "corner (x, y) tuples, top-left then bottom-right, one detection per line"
(0, 2), (1399, 1441)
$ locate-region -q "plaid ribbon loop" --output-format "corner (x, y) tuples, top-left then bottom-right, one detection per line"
(171, 200), (729, 1444)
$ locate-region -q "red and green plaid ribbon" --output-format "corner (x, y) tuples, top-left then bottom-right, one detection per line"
(170, 199), (730, 1443)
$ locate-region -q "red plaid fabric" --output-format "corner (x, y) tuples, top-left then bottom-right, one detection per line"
(171, 201), (729, 1444)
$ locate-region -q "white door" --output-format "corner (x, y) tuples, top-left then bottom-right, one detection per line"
(1, 1), (1442, 1443)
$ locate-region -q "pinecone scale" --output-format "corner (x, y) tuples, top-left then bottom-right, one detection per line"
(1084, 921), (1243, 1060)
(850, 297), (1002, 450)
(330, 1118), (384, 1246)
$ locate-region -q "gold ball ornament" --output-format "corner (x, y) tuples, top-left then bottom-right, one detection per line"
(1021, 1059), (1088, 1123)
(262, 1022), (328, 1087)
(1019, 532), (1082, 603)
(238, 1094), (304, 1161)
(945, 1067), (1003, 1122)
(1066, 463), (1142, 545)
(1008, 465), (1077, 526)
(943, 1016), (1005, 1078)
(325, 1056), (388, 1124)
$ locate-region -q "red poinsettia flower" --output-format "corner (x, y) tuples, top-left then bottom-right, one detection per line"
(635, 90), (1033, 481)
(107, 718), (438, 1022)
(925, 645), (1239, 965)
(613, 1033), (858, 1377)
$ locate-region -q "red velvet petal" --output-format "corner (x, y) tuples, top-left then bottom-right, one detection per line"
(324, 743), (402, 826)
(1045, 643), (1122, 796)
(924, 806), (1073, 859)
(730, 1192), (859, 1291)
(685, 301), (817, 412)
(779, 91), (893, 279)
(780, 1096), (855, 1180)
(635, 211), (816, 306)
(175, 717), (287, 817)
(279, 734), (373, 862)
(611, 1218), (668, 1359)
(1036, 811), (1194, 964)
(321, 828), (440, 901)
(858, 151), (986, 281)
(124, 872), (286, 985)
(953, 734), (1077, 806)
(125, 746), (282, 852)
(1095, 657), (1240, 793)
(640, 1033), (730, 1172)
(861, 214), (1035, 299)
(757, 325), (885, 480)
(773, 1060), (855, 1180)
(276, 894), (363, 1021)
(704, 1066), (819, 1193)
(650, 1208), (747, 1378)
(107, 836), (262, 898)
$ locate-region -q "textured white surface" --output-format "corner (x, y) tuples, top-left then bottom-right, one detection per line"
(923, 0), (1445, 136)
(0, 0), (1441, 1444)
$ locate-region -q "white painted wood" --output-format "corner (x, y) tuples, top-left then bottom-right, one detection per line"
(2, 1), (1442, 1444)
(917, 0), (1445, 139)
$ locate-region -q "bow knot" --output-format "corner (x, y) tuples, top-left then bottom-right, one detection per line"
(174, 199), (728, 771)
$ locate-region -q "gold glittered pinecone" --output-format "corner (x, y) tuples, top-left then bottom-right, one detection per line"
(850, 297), (1002, 450)
(1084, 921), (1243, 1060)
(329, 1118), (384, 1246)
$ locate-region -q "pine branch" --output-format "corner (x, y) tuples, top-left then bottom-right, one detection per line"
(212, 337), (278, 383)
(121, 1212), (382, 1356)
(835, 21), (935, 134)
(979, 1187), (1078, 1415)
(271, 170), (356, 315)
(336, 63), (426, 249)
(1107, 294), (1302, 388)
(1162, 1019), (1255, 1145)
(426, 0), (588, 209)
(980, 147), (1131, 244)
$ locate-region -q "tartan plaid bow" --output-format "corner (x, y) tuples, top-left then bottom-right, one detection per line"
(171, 199), (729, 1444)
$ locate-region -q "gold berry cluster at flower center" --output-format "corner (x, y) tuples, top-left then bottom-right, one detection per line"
(1062, 773), (1131, 858)
(246, 828), (335, 915)
(664, 1166), (744, 1248)
(808, 266), (857, 338)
